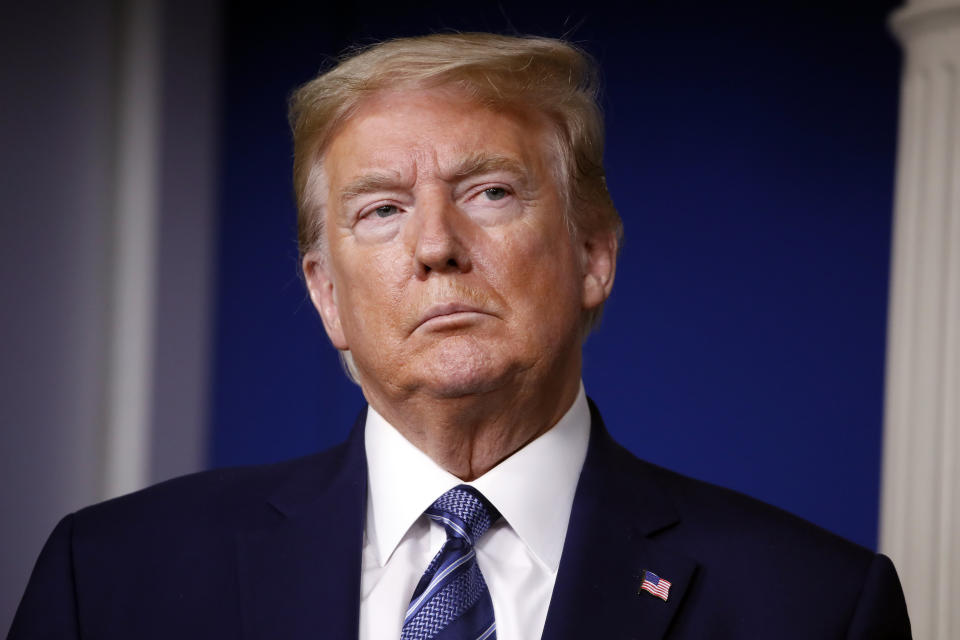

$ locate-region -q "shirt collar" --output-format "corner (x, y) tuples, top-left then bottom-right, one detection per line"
(364, 383), (591, 573)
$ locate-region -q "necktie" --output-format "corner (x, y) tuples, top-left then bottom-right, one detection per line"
(401, 485), (500, 640)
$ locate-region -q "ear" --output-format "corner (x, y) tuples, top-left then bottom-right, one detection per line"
(302, 251), (349, 350)
(580, 231), (617, 310)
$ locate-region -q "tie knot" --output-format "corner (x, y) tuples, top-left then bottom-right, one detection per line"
(425, 484), (500, 545)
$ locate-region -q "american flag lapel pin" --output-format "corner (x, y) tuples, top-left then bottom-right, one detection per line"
(638, 569), (671, 601)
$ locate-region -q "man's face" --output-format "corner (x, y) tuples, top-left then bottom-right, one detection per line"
(303, 88), (614, 402)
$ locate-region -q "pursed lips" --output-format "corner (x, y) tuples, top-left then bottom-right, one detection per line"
(416, 302), (491, 330)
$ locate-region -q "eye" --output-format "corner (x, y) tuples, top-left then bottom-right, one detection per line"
(483, 187), (509, 201)
(372, 204), (398, 218)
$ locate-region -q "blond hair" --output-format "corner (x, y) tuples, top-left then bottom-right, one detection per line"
(289, 32), (622, 333)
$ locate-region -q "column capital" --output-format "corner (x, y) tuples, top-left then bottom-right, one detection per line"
(891, 0), (960, 44)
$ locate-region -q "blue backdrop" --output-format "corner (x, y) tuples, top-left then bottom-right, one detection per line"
(210, 0), (901, 550)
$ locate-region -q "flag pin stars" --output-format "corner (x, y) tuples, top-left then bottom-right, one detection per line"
(638, 569), (671, 601)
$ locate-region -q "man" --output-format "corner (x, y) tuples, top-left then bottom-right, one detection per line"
(10, 33), (910, 639)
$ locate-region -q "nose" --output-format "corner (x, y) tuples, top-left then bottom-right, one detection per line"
(410, 194), (473, 278)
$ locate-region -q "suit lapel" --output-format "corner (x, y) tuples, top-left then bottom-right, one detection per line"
(542, 402), (699, 640)
(237, 412), (368, 640)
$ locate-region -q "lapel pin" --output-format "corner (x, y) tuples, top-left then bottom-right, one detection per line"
(638, 569), (671, 602)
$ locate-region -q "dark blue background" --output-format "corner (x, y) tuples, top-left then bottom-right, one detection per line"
(210, 0), (901, 550)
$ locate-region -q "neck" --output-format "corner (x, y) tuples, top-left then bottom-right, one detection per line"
(364, 365), (582, 481)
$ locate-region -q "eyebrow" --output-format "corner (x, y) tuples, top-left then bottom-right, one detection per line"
(443, 152), (530, 184)
(338, 171), (408, 206)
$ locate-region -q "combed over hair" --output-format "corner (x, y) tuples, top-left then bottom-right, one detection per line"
(289, 32), (622, 332)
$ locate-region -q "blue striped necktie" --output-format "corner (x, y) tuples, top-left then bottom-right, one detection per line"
(401, 485), (500, 640)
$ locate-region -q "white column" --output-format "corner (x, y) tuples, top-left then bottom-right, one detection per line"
(102, 0), (221, 496)
(103, 0), (162, 498)
(881, 2), (960, 639)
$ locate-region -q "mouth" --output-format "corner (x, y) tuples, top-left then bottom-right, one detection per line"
(416, 302), (490, 330)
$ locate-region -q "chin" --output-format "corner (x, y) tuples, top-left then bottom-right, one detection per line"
(418, 339), (515, 399)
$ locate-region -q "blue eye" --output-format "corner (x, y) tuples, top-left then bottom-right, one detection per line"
(484, 187), (508, 201)
(374, 205), (398, 218)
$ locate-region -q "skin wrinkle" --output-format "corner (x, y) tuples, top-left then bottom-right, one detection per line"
(303, 88), (615, 480)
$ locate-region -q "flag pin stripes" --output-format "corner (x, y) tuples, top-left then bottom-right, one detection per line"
(639, 569), (671, 601)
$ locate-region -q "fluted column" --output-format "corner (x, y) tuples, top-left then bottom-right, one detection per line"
(881, 2), (960, 639)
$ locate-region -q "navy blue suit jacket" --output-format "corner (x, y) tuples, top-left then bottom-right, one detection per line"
(10, 403), (911, 638)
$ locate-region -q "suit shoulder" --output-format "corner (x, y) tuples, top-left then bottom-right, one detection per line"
(638, 461), (873, 559)
(613, 454), (911, 637)
(643, 463), (877, 595)
(72, 440), (353, 537)
(590, 405), (872, 563)
(622, 449), (877, 571)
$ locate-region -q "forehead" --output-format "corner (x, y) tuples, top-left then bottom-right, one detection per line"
(322, 88), (555, 186)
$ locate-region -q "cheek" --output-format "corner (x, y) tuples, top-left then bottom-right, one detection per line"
(484, 223), (581, 308)
(335, 248), (410, 331)
(481, 217), (547, 267)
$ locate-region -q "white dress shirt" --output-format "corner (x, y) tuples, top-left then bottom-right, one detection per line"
(359, 384), (591, 640)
